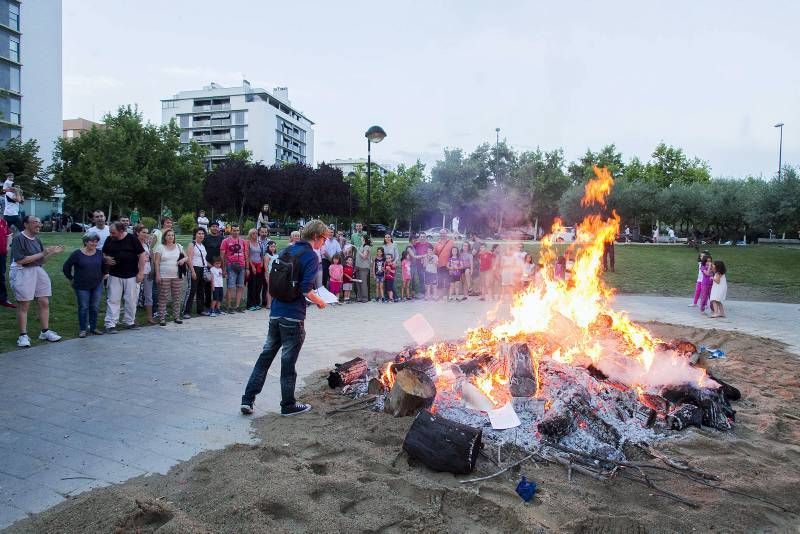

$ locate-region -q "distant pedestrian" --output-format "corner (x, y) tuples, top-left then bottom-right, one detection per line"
(2, 172), (22, 232)
(289, 230), (301, 244)
(209, 257), (224, 316)
(382, 234), (398, 268)
(423, 247), (438, 300)
(602, 238), (615, 272)
(400, 248), (412, 301)
(102, 221), (146, 333)
(62, 232), (106, 337)
(698, 255), (713, 313)
(342, 255), (355, 303)
(130, 207), (140, 226)
(384, 253), (397, 302)
(709, 261), (728, 318)
(688, 251), (709, 308)
(183, 227), (209, 318)
(245, 228), (265, 311)
(433, 229), (454, 299)
(321, 227), (342, 288)
(197, 210), (209, 231)
(447, 246), (462, 301)
(373, 246), (386, 302)
(328, 253), (343, 300)
(257, 204), (270, 230)
(9, 216), (64, 347)
(134, 224), (156, 324)
(88, 210), (110, 249)
(202, 221), (223, 311)
(459, 242), (474, 297)
(411, 233), (431, 297)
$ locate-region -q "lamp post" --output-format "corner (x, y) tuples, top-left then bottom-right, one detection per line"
(774, 123), (784, 179)
(364, 125), (387, 232)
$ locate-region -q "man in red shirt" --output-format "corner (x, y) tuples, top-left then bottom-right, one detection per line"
(410, 233), (431, 298)
(433, 229), (454, 300)
(476, 242), (494, 301)
(0, 216), (14, 307)
(220, 223), (247, 313)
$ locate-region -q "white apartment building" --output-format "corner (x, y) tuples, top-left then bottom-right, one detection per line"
(327, 158), (389, 177)
(161, 81), (314, 168)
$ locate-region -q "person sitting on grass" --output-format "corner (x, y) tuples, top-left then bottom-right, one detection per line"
(10, 216), (64, 347)
(62, 232), (106, 338)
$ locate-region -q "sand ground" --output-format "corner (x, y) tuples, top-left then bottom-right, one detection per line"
(6, 323), (800, 533)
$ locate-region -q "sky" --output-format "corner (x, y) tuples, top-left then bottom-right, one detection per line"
(63, 0), (799, 178)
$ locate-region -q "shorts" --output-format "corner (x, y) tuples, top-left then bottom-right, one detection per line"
(450, 271), (462, 283)
(425, 271), (438, 286)
(212, 287), (223, 301)
(375, 274), (384, 284)
(226, 264), (245, 287)
(342, 283), (353, 291)
(9, 265), (52, 301)
(384, 278), (395, 293)
(437, 267), (450, 289)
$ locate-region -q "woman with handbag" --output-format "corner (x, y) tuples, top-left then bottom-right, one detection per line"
(154, 229), (188, 325)
(134, 224), (157, 324)
(183, 227), (209, 318)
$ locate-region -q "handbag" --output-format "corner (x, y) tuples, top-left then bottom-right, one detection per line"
(196, 243), (212, 282)
(177, 245), (187, 278)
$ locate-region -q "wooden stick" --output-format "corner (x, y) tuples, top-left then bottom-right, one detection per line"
(325, 395), (376, 415)
(459, 452), (538, 484)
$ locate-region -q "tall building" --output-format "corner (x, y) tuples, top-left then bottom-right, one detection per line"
(327, 158), (389, 177)
(0, 0), (63, 169)
(161, 81), (314, 168)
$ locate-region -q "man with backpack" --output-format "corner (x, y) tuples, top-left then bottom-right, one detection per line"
(240, 219), (328, 417)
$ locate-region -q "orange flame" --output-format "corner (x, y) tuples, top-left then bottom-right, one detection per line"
(581, 165), (613, 207)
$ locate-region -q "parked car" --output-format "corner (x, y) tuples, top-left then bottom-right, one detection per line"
(368, 223), (392, 237)
(552, 226), (576, 243)
(393, 229), (411, 239)
(421, 227), (465, 240)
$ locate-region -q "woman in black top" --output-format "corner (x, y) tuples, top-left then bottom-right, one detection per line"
(62, 233), (106, 337)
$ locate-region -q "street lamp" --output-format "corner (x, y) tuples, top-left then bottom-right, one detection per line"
(364, 125), (387, 232)
(774, 123), (784, 179)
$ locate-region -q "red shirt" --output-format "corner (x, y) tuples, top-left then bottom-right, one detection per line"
(343, 265), (354, 282)
(0, 218), (8, 252)
(220, 237), (246, 266)
(478, 251), (493, 272)
(384, 261), (396, 281)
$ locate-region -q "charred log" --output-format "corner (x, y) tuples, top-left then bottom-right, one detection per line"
(392, 357), (436, 380)
(706, 370), (741, 401)
(384, 368), (436, 417)
(586, 364), (608, 381)
(661, 384), (734, 431)
(327, 357), (368, 388)
(456, 353), (494, 375)
(402, 410), (482, 474)
(508, 343), (538, 397)
(668, 404), (703, 430)
(568, 396), (622, 447)
(538, 412), (575, 442)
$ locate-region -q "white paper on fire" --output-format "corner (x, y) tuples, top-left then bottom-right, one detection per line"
(403, 313), (435, 346)
(488, 403), (521, 430)
(307, 286), (340, 305)
(460, 381), (494, 412)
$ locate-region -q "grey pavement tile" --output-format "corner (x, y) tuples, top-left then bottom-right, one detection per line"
(24, 465), (108, 496)
(6, 484), (67, 513)
(0, 502), (27, 530)
(0, 449), (48, 479)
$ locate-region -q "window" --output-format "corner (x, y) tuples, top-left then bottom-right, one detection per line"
(9, 37), (19, 62)
(9, 4), (19, 31)
(9, 66), (19, 92)
(9, 97), (20, 125)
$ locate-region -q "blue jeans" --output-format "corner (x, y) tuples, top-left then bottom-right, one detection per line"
(75, 284), (103, 331)
(242, 317), (306, 408)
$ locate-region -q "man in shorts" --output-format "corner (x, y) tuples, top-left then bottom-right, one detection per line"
(9, 216), (64, 347)
(220, 223), (247, 313)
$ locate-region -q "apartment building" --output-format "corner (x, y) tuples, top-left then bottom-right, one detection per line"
(161, 81), (314, 168)
(327, 158), (389, 177)
(62, 117), (102, 139)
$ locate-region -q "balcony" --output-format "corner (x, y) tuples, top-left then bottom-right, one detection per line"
(209, 147), (232, 157)
(210, 119), (232, 127)
(209, 134), (231, 142)
(192, 119), (211, 127)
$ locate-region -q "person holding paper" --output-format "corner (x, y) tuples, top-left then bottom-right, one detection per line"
(240, 220), (327, 417)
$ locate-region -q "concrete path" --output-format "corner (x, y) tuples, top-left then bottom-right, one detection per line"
(0, 295), (797, 528)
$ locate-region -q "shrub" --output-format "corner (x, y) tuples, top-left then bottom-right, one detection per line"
(241, 219), (256, 234)
(140, 216), (157, 230)
(177, 212), (196, 235)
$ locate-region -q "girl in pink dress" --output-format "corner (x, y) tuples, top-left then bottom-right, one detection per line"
(327, 254), (344, 300)
(400, 249), (413, 301)
(698, 255), (713, 313)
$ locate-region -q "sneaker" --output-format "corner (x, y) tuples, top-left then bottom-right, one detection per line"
(200, 310), (211, 316)
(281, 403), (312, 416)
(182, 313), (191, 319)
(0, 300), (16, 308)
(240, 403), (254, 415)
(175, 319), (183, 324)
(126, 323), (141, 330)
(687, 303), (697, 307)
(91, 329), (104, 335)
(38, 330), (62, 342)
(16, 334), (31, 347)
(78, 331), (87, 338)
(105, 327), (118, 335)
(236, 307), (245, 313)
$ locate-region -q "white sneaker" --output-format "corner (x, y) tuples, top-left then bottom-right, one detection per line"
(17, 334), (31, 347)
(38, 330), (62, 342)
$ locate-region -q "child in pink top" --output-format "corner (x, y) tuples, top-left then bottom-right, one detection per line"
(400, 249), (412, 301)
(328, 254), (343, 299)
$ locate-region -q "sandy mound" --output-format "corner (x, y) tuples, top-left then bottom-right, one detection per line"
(8, 323), (800, 533)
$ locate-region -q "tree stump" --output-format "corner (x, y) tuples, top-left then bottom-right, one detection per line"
(392, 357), (436, 381)
(327, 357), (368, 388)
(402, 410), (482, 474)
(384, 368), (436, 417)
(508, 343), (538, 397)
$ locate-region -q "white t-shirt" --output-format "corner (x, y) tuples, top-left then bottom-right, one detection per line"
(155, 243), (182, 279)
(3, 182), (18, 216)
(88, 225), (110, 249)
(142, 243), (152, 275)
(2, 179), (12, 191)
(210, 266), (223, 289)
(197, 215), (209, 231)
(190, 242), (207, 268)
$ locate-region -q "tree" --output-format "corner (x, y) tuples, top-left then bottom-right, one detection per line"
(0, 138), (53, 198)
(512, 148), (570, 229)
(645, 143), (711, 187)
(568, 144), (625, 184)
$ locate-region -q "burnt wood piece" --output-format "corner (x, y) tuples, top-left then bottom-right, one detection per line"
(705, 370), (741, 401)
(327, 357), (368, 388)
(632, 405), (657, 428)
(567, 396), (622, 447)
(367, 377), (384, 395)
(384, 368), (437, 417)
(586, 364), (608, 381)
(509, 343), (538, 397)
(456, 353), (494, 375)
(668, 404), (703, 430)
(392, 357), (436, 381)
(640, 393), (670, 415)
(403, 410), (482, 474)
(538, 412), (575, 442)
(660, 384), (734, 431)
(674, 340), (698, 356)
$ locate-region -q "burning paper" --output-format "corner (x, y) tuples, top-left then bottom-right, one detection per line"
(488, 403), (521, 430)
(403, 313), (436, 346)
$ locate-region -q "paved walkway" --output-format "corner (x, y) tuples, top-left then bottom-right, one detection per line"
(0, 295), (797, 528)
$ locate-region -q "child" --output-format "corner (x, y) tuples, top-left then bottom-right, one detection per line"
(447, 246), (462, 301)
(522, 253), (535, 287)
(424, 248), (438, 300)
(689, 251), (709, 307)
(555, 255), (566, 280)
(460, 242), (473, 299)
(384, 253), (396, 302)
(209, 257), (224, 316)
(342, 256), (355, 303)
(709, 261), (727, 318)
(373, 247), (386, 302)
(477, 243), (493, 301)
(500, 245), (516, 298)
(328, 254), (343, 301)
(491, 244), (502, 300)
(400, 249), (412, 301)
(699, 255), (713, 313)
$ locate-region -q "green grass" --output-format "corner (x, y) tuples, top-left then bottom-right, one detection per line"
(1, 234), (798, 353)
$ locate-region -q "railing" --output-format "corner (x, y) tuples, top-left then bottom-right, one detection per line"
(192, 120), (211, 127)
(209, 147), (232, 156)
(210, 120), (231, 127)
(209, 134), (231, 141)
(192, 105), (211, 112)
(211, 104), (231, 111)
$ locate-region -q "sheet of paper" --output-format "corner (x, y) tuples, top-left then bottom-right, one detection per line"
(460, 381), (494, 412)
(402, 313), (435, 345)
(489, 403), (521, 430)
(314, 286), (340, 304)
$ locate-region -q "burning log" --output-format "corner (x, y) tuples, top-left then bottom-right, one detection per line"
(705, 369), (741, 401)
(567, 396), (621, 447)
(402, 410), (482, 474)
(661, 384), (734, 431)
(384, 368), (436, 417)
(367, 377), (384, 395)
(456, 353), (494, 375)
(586, 364), (608, 381)
(327, 357), (368, 388)
(508, 343), (538, 397)
(391, 357), (436, 381)
(667, 404), (703, 430)
(538, 412), (576, 442)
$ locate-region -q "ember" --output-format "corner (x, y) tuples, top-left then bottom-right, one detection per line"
(331, 167), (740, 467)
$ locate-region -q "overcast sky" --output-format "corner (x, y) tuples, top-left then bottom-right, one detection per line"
(63, 1), (798, 178)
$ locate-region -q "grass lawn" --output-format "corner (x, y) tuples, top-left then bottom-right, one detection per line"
(1, 233), (798, 353)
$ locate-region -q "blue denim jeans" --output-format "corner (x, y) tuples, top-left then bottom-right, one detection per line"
(242, 317), (306, 408)
(75, 284), (103, 331)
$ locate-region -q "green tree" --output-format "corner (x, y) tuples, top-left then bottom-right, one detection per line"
(0, 138), (53, 198)
(567, 144), (625, 184)
(512, 148), (570, 229)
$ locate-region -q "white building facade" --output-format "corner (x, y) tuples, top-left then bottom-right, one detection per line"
(327, 158), (389, 177)
(161, 81), (314, 168)
(0, 0), (63, 169)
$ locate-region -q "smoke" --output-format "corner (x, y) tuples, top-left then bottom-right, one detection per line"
(593, 347), (714, 389)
